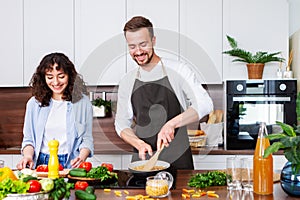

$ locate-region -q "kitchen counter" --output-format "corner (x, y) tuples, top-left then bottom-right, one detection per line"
(68, 170), (297, 200)
(0, 146), (284, 155)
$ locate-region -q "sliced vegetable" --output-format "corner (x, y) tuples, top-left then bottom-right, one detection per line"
(75, 181), (89, 190)
(36, 164), (48, 172)
(101, 163), (113, 172)
(79, 162), (92, 172)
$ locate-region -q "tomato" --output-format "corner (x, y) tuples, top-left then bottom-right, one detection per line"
(59, 164), (64, 171)
(27, 180), (41, 193)
(101, 163), (113, 172)
(79, 162), (92, 172)
(36, 164), (48, 172)
(75, 181), (89, 190)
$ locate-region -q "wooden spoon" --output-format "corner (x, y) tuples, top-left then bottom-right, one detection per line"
(143, 145), (165, 171)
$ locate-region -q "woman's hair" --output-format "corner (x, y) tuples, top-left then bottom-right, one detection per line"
(123, 16), (154, 38)
(30, 52), (88, 106)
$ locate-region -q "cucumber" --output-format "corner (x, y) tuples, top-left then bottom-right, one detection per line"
(22, 175), (38, 182)
(75, 190), (97, 200)
(85, 186), (95, 194)
(69, 169), (87, 177)
(71, 168), (87, 172)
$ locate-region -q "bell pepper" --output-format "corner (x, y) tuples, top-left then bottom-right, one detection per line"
(0, 167), (18, 182)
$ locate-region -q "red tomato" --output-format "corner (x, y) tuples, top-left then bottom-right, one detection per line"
(27, 180), (41, 193)
(79, 162), (92, 172)
(36, 164), (48, 172)
(75, 181), (89, 190)
(101, 163), (113, 172)
(59, 164), (64, 171)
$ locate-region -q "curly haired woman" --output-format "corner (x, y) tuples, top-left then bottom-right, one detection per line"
(17, 52), (94, 169)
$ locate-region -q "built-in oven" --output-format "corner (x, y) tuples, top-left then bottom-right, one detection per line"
(225, 79), (297, 150)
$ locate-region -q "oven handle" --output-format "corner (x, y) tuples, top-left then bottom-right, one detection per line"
(233, 96), (291, 102)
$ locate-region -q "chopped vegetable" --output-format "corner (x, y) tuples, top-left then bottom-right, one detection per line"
(188, 171), (227, 188)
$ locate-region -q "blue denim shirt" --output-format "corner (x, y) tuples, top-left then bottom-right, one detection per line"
(21, 95), (94, 168)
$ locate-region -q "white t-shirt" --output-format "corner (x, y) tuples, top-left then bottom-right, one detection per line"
(40, 99), (68, 154)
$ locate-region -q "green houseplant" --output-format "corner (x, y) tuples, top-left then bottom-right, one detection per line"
(263, 92), (300, 196)
(223, 35), (285, 79)
(92, 97), (112, 117)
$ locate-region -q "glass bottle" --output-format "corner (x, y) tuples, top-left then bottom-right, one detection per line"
(48, 139), (59, 179)
(253, 122), (273, 195)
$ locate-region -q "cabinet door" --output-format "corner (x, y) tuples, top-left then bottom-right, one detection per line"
(223, 0), (289, 80)
(23, 0), (74, 86)
(126, 0), (179, 71)
(0, 0), (23, 86)
(75, 0), (126, 86)
(180, 0), (223, 84)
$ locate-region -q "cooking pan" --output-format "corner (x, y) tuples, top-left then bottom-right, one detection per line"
(128, 160), (170, 179)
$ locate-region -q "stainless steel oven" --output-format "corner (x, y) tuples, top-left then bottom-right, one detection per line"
(225, 79), (297, 150)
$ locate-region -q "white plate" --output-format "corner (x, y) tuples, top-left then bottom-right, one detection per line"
(5, 191), (48, 200)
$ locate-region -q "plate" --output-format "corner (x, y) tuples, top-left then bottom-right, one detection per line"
(4, 191), (48, 200)
(35, 169), (70, 178)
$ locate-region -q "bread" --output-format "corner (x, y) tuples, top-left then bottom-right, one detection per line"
(187, 130), (205, 136)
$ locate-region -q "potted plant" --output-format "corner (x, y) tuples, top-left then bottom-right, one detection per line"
(223, 35), (285, 79)
(263, 92), (300, 196)
(92, 97), (112, 117)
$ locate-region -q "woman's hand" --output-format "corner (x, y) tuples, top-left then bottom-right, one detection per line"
(16, 156), (34, 170)
(70, 157), (84, 168)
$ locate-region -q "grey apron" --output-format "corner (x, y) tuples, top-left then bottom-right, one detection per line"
(130, 61), (194, 170)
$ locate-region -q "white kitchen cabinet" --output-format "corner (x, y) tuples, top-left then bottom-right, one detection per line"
(223, 0), (289, 80)
(126, 0), (180, 71)
(74, 0), (126, 86)
(23, 0), (74, 86)
(0, 0), (23, 86)
(180, 0), (223, 84)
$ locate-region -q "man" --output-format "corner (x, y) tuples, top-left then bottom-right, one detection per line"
(115, 16), (213, 169)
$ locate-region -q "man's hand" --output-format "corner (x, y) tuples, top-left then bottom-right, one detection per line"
(137, 141), (153, 160)
(157, 122), (175, 149)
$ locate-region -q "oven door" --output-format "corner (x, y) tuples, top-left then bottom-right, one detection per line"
(226, 95), (291, 149)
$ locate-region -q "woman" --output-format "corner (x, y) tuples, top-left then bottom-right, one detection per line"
(17, 52), (94, 169)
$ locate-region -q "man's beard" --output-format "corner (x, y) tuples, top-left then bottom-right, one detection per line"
(134, 49), (154, 66)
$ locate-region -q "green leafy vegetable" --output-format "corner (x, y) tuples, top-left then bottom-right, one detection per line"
(86, 166), (117, 181)
(49, 178), (74, 200)
(0, 177), (30, 199)
(188, 171), (227, 188)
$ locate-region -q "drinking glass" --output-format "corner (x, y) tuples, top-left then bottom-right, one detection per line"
(0, 160), (4, 168)
(241, 157), (253, 191)
(226, 156), (242, 190)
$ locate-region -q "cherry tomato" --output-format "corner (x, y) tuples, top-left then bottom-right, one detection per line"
(59, 163), (64, 171)
(101, 163), (113, 172)
(36, 164), (48, 172)
(27, 180), (41, 193)
(75, 181), (89, 190)
(79, 162), (92, 172)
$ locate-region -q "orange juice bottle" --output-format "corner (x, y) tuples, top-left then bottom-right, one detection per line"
(253, 122), (273, 195)
(48, 139), (59, 179)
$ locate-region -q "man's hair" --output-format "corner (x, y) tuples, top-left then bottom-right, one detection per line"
(123, 16), (154, 38)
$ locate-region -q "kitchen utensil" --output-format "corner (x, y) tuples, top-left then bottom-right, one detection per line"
(143, 145), (165, 171)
